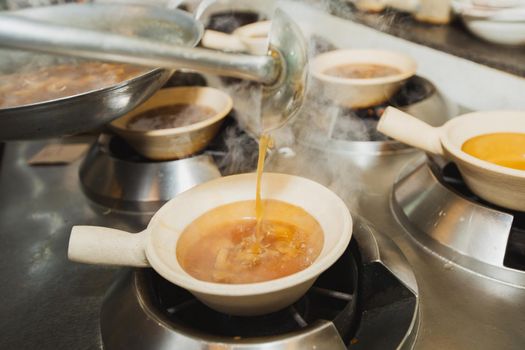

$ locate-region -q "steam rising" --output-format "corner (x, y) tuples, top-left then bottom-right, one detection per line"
(214, 123), (259, 176)
(202, 0), (395, 211)
(3, 0), (400, 211)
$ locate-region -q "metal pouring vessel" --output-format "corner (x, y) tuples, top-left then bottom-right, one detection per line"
(0, 3), (307, 139)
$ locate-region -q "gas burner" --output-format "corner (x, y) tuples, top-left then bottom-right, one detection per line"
(393, 157), (525, 285)
(100, 219), (418, 350)
(79, 116), (257, 212)
(295, 75), (457, 154)
(79, 134), (221, 213)
(143, 244), (358, 340)
(441, 162), (525, 271)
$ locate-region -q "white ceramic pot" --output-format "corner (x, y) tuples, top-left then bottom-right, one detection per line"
(463, 17), (525, 45)
(310, 49), (417, 109)
(378, 107), (525, 211)
(110, 86), (232, 160)
(452, 0), (525, 45)
(68, 173), (353, 316)
(201, 21), (271, 55)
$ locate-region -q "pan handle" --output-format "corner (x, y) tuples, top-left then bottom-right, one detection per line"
(377, 106), (445, 156)
(201, 30), (247, 53)
(68, 226), (149, 267)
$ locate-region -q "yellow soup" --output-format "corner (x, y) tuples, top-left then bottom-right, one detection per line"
(461, 133), (525, 170)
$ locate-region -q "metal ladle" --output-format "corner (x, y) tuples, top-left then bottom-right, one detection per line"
(0, 5), (307, 134)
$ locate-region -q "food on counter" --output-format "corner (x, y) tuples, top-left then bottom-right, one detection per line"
(176, 199), (324, 284)
(0, 62), (146, 109)
(323, 63), (401, 79)
(126, 104), (217, 131)
(462, 132), (525, 170)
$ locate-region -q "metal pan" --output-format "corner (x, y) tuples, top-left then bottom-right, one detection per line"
(0, 4), (307, 139)
(0, 4), (202, 140)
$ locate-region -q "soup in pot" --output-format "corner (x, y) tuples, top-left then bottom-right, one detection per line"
(177, 131), (324, 285)
(176, 199), (324, 284)
(0, 62), (146, 109)
(462, 132), (525, 170)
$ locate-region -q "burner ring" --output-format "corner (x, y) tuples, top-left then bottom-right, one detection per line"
(393, 157), (525, 284)
(99, 218), (419, 350)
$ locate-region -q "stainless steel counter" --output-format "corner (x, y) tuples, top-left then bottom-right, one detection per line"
(0, 139), (150, 349)
(1, 133), (525, 349)
(268, 141), (525, 350)
(2, 3), (524, 349)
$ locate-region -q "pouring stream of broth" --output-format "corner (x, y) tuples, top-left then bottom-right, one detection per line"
(255, 133), (273, 242)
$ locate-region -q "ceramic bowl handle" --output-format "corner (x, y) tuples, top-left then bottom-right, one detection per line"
(377, 106), (445, 155)
(68, 226), (149, 267)
(201, 30), (247, 52)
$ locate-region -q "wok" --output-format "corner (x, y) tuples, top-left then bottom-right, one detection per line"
(0, 3), (307, 139)
(0, 4), (200, 140)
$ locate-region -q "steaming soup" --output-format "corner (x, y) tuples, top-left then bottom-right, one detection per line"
(176, 199), (324, 284)
(324, 63), (401, 79)
(127, 104), (217, 131)
(177, 132), (324, 284)
(462, 132), (525, 170)
(0, 62), (145, 108)
(255, 134), (272, 238)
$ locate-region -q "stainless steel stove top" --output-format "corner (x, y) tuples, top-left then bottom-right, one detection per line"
(0, 139), (135, 349)
(98, 216), (418, 350)
(2, 66), (525, 349)
(267, 137), (525, 349)
(0, 136), (419, 349)
(2, 124), (525, 349)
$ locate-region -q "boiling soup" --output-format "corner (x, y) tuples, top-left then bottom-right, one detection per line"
(462, 132), (525, 171)
(176, 199), (324, 284)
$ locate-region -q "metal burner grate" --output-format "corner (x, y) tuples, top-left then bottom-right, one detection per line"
(146, 240), (360, 341)
(441, 162), (525, 271)
(100, 218), (418, 350)
(393, 158), (525, 286)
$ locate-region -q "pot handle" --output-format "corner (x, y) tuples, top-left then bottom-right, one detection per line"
(68, 226), (149, 267)
(377, 106), (445, 156)
(201, 30), (247, 52)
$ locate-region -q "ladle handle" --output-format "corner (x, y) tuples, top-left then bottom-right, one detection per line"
(378, 106), (444, 155)
(68, 226), (149, 267)
(0, 15), (280, 85)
